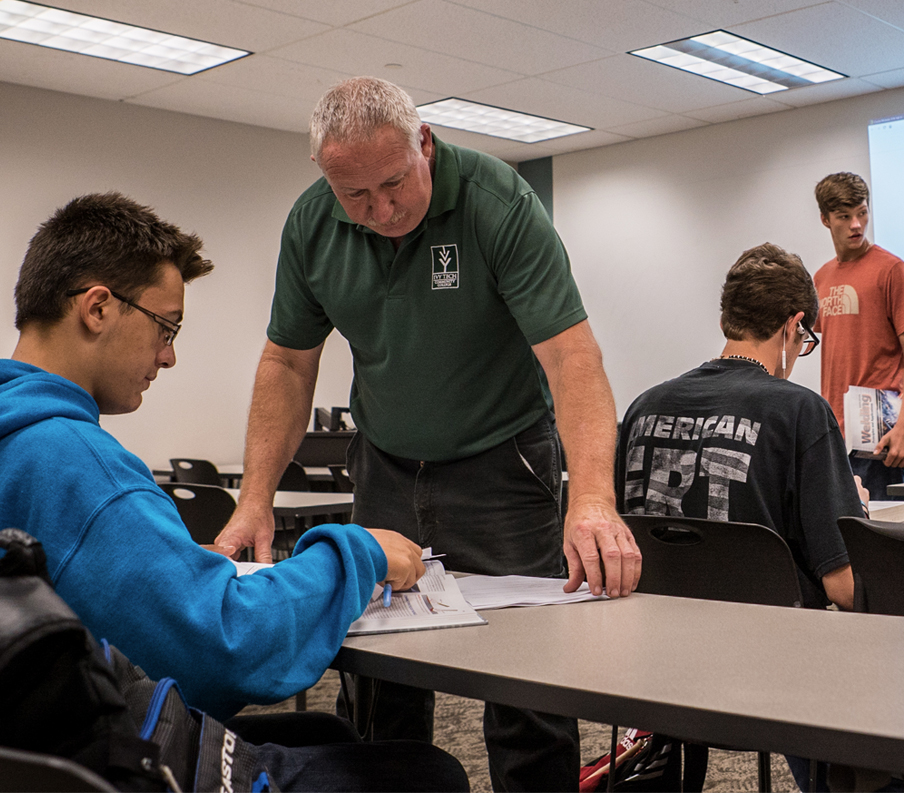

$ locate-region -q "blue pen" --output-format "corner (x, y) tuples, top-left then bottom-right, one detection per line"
(382, 583), (392, 608)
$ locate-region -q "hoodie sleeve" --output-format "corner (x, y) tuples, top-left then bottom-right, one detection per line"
(52, 487), (386, 720)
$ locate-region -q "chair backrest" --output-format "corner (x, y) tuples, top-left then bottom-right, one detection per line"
(159, 483), (236, 545)
(277, 460), (310, 492)
(328, 465), (354, 493)
(0, 745), (118, 792)
(837, 517), (904, 616)
(313, 406), (352, 432)
(621, 514), (803, 608)
(169, 458), (221, 486)
(294, 431), (356, 467)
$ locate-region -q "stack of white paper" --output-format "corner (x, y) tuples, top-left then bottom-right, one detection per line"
(457, 575), (608, 611)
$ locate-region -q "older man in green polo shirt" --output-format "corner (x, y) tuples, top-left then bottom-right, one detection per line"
(217, 77), (641, 792)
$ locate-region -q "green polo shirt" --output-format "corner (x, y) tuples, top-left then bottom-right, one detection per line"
(268, 135), (587, 461)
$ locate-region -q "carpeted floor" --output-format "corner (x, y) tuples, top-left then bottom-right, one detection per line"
(240, 669), (798, 792)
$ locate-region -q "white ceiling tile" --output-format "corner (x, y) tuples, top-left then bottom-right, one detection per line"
(0, 37), (182, 100)
(543, 53), (754, 114)
(29, 0), (330, 52)
(767, 76), (884, 106)
(835, 0), (904, 30)
(644, 0), (830, 28)
(269, 29), (521, 95)
(348, 0), (615, 76)
(0, 0), (899, 162)
(185, 56), (351, 102)
(235, 0), (414, 28)
(130, 77), (311, 133)
(463, 77), (667, 130)
(682, 96), (792, 123)
(733, 3), (904, 77)
(606, 114), (711, 138)
(446, 0), (703, 51)
(862, 67), (904, 89)
(530, 129), (635, 155)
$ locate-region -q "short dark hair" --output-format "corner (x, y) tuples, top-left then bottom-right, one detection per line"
(15, 192), (213, 329)
(720, 243), (818, 342)
(815, 172), (870, 217)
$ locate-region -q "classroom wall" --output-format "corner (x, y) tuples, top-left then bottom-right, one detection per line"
(554, 86), (904, 417)
(3, 79), (902, 466)
(0, 81), (349, 469)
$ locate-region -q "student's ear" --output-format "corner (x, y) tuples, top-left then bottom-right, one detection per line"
(78, 287), (114, 337)
(820, 213), (831, 229)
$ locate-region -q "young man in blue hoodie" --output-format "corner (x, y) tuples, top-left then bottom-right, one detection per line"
(1, 192), (468, 791)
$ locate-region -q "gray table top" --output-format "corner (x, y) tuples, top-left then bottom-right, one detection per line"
(334, 593), (904, 771)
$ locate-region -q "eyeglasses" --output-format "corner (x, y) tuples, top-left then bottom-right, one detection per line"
(66, 287), (181, 346)
(797, 320), (819, 357)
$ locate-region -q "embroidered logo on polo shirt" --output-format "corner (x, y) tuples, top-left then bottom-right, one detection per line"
(431, 244), (459, 290)
(821, 284), (859, 316)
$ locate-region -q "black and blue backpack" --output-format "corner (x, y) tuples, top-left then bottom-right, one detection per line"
(0, 528), (276, 792)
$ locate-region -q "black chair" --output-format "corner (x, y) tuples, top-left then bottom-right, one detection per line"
(313, 406), (352, 432)
(620, 514), (804, 793)
(624, 514), (803, 608)
(328, 465), (354, 494)
(837, 517), (904, 616)
(169, 458), (221, 486)
(294, 431), (355, 468)
(0, 745), (116, 792)
(272, 462), (313, 559)
(277, 460), (311, 492)
(160, 483), (236, 546)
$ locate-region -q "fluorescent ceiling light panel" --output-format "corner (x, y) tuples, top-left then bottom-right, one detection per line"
(631, 30), (844, 95)
(416, 98), (592, 143)
(0, 0), (249, 74)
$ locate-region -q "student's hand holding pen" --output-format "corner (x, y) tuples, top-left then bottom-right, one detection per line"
(365, 529), (425, 592)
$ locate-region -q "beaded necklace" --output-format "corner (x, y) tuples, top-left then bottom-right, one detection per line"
(714, 354), (770, 376)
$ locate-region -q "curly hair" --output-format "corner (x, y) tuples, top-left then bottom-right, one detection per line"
(720, 243), (818, 342)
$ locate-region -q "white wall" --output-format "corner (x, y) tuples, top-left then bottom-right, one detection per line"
(4, 79), (903, 465)
(0, 81), (352, 469)
(555, 86), (904, 418)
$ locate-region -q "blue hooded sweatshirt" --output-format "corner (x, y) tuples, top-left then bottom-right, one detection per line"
(0, 359), (386, 720)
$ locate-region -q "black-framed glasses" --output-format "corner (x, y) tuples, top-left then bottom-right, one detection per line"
(66, 287), (181, 346)
(797, 319), (819, 357)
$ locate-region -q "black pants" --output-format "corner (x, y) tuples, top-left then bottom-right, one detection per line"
(343, 414), (580, 792)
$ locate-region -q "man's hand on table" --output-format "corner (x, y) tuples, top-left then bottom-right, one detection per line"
(215, 502), (277, 564)
(366, 529), (426, 591)
(562, 499), (642, 598)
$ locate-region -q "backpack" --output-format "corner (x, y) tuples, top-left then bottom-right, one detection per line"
(579, 729), (708, 792)
(0, 528), (276, 792)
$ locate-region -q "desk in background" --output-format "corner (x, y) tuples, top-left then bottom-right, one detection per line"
(152, 463), (337, 488)
(334, 593), (904, 773)
(222, 488), (353, 520)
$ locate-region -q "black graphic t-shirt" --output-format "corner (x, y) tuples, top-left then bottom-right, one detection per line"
(616, 358), (860, 608)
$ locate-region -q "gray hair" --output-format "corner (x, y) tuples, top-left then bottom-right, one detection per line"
(310, 77), (422, 162)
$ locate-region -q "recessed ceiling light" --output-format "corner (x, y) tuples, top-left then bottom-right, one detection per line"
(416, 98), (591, 143)
(0, 0), (250, 74)
(630, 30), (844, 95)
(383, 63), (403, 69)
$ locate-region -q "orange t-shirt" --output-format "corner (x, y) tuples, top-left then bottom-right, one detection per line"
(814, 244), (904, 435)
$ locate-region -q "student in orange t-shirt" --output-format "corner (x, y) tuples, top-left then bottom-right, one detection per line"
(813, 171), (904, 500)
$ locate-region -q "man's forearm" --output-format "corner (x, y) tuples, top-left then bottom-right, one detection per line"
(536, 323), (618, 504)
(239, 341), (321, 506)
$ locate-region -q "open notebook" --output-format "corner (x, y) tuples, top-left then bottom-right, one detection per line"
(231, 552), (487, 636)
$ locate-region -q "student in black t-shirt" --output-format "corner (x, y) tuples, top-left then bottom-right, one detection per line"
(617, 242), (866, 611)
(617, 242), (872, 793)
